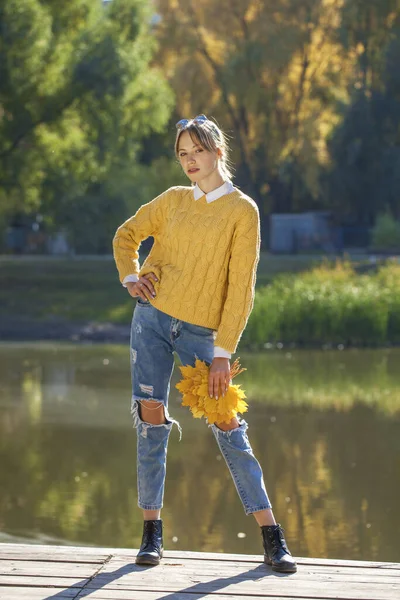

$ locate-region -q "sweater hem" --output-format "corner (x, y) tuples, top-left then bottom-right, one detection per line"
(151, 298), (239, 354)
(150, 297), (221, 332)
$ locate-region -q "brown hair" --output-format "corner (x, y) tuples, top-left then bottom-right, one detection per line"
(174, 117), (234, 181)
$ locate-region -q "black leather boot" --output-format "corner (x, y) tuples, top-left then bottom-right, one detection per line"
(261, 524), (297, 573)
(135, 519), (163, 566)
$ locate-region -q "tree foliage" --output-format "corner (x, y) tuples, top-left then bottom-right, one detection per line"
(0, 0), (174, 250)
(154, 0), (400, 233)
(155, 0), (351, 213)
(325, 1), (400, 225)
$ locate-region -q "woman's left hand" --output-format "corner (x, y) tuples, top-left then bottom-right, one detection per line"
(209, 357), (231, 399)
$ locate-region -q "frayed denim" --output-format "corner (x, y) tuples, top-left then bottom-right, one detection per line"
(130, 298), (272, 513)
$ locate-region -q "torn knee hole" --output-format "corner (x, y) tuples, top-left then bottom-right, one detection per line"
(137, 399), (167, 425)
(131, 398), (183, 441)
(215, 423), (240, 432)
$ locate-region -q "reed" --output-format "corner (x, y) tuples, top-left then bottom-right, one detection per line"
(243, 260), (400, 348)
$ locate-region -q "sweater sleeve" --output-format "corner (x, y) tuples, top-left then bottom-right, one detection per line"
(112, 188), (171, 284)
(214, 203), (260, 354)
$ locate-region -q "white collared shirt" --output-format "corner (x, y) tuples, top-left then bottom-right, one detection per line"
(122, 181), (235, 358)
(193, 180), (235, 203)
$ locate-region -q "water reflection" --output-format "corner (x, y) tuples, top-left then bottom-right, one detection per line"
(0, 343), (399, 562)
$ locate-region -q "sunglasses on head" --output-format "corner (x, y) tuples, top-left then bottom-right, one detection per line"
(176, 114), (208, 130)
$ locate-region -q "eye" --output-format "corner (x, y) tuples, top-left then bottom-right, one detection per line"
(196, 149), (203, 153)
(179, 152), (186, 157)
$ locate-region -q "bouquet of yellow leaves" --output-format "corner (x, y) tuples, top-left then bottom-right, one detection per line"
(175, 358), (248, 424)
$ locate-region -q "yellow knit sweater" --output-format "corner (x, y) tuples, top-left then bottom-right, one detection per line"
(112, 186), (260, 354)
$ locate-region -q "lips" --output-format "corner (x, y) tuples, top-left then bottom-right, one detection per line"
(188, 168), (199, 174)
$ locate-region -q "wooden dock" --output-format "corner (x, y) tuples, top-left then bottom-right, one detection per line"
(0, 543), (398, 600)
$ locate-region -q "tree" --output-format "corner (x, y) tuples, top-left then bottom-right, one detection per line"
(154, 0), (351, 238)
(0, 0), (174, 251)
(324, 2), (400, 226)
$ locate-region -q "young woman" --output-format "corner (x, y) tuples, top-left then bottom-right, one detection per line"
(112, 115), (296, 572)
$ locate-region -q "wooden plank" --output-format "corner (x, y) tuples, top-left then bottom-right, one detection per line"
(76, 593), (305, 600)
(0, 588), (76, 600)
(0, 575), (88, 587)
(77, 593), (392, 600)
(0, 544), (109, 564)
(93, 568), (400, 587)
(0, 560), (103, 577)
(0, 543), (110, 554)
(0, 554), (106, 564)
(1, 590), (298, 600)
(86, 582), (399, 600)
(101, 558), (400, 586)
(162, 551), (400, 570)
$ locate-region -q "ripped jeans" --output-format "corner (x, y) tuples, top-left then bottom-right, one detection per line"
(130, 298), (272, 515)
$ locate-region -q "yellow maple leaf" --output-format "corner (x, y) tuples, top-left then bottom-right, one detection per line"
(175, 358), (248, 424)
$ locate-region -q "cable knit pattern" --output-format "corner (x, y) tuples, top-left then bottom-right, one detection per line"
(112, 186), (260, 354)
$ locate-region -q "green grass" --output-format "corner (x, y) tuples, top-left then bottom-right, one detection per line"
(0, 252), (372, 325)
(0, 256), (127, 322)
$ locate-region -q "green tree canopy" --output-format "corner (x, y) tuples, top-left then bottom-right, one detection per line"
(0, 0), (174, 251)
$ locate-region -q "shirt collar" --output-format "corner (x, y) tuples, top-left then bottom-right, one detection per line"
(193, 180), (234, 203)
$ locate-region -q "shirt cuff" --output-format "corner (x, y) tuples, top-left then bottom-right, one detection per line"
(122, 274), (139, 288)
(213, 345), (232, 359)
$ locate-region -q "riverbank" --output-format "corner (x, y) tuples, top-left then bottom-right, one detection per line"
(0, 316), (131, 343)
(0, 252), (335, 338)
(2, 252), (394, 346)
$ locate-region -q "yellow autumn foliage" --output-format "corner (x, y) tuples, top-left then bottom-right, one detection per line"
(175, 358), (248, 424)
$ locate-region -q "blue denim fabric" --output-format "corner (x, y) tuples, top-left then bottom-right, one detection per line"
(130, 298), (272, 514)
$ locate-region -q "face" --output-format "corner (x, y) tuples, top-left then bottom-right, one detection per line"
(177, 130), (221, 184)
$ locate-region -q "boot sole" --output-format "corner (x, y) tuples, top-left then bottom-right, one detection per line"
(264, 555), (297, 573)
(135, 551), (163, 566)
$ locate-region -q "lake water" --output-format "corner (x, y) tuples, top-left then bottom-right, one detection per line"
(0, 342), (399, 562)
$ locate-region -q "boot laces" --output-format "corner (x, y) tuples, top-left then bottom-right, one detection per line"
(142, 521), (162, 551)
(269, 526), (289, 554)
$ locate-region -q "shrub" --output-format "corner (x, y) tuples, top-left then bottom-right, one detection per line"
(371, 213), (400, 249)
